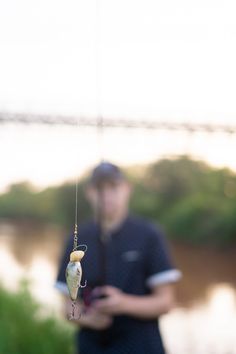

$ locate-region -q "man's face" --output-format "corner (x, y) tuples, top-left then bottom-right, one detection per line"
(86, 179), (132, 219)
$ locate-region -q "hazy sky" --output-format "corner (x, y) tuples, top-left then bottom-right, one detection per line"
(1, 0), (236, 191)
(1, 0), (236, 120)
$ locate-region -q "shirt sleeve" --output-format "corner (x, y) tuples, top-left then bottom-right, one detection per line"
(145, 223), (182, 289)
(54, 233), (73, 296)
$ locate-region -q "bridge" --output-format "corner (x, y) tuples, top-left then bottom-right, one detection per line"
(0, 111), (236, 134)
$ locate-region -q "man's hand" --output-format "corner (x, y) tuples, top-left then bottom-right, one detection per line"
(77, 307), (113, 330)
(91, 285), (128, 315)
(92, 284), (176, 320)
(65, 297), (113, 330)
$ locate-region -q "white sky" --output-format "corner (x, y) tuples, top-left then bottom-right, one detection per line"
(1, 0), (236, 192)
(1, 0), (236, 120)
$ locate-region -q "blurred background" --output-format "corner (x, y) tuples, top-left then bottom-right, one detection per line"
(0, 0), (236, 353)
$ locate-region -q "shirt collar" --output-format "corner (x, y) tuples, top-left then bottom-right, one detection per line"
(93, 211), (131, 238)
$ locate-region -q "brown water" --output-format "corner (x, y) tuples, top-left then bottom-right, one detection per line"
(0, 220), (235, 354)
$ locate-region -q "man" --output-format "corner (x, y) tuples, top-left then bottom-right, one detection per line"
(55, 161), (182, 354)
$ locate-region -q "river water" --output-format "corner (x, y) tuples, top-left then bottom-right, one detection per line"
(0, 220), (235, 354)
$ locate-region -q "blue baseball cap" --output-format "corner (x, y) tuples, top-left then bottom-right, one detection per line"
(88, 161), (126, 186)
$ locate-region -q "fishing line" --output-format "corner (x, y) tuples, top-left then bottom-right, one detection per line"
(65, 118), (88, 321)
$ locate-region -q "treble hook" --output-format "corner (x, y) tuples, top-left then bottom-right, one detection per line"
(80, 279), (87, 288)
(68, 300), (82, 321)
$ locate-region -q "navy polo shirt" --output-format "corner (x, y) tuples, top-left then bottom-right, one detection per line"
(55, 213), (182, 354)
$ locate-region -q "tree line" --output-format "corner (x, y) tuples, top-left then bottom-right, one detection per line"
(1, 156), (236, 247)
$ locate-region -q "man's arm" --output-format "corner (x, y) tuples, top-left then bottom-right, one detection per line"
(92, 283), (176, 320)
(122, 283), (176, 319)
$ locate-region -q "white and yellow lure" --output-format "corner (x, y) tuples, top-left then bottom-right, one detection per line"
(65, 222), (87, 319)
(66, 250), (87, 300)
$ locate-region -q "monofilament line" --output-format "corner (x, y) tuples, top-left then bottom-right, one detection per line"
(73, 118), (79, 251)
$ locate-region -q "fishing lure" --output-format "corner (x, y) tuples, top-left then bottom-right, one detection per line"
(66, 249), (86, 301)
(65, 247), (87, 319)
(65, 179), (88, 320)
